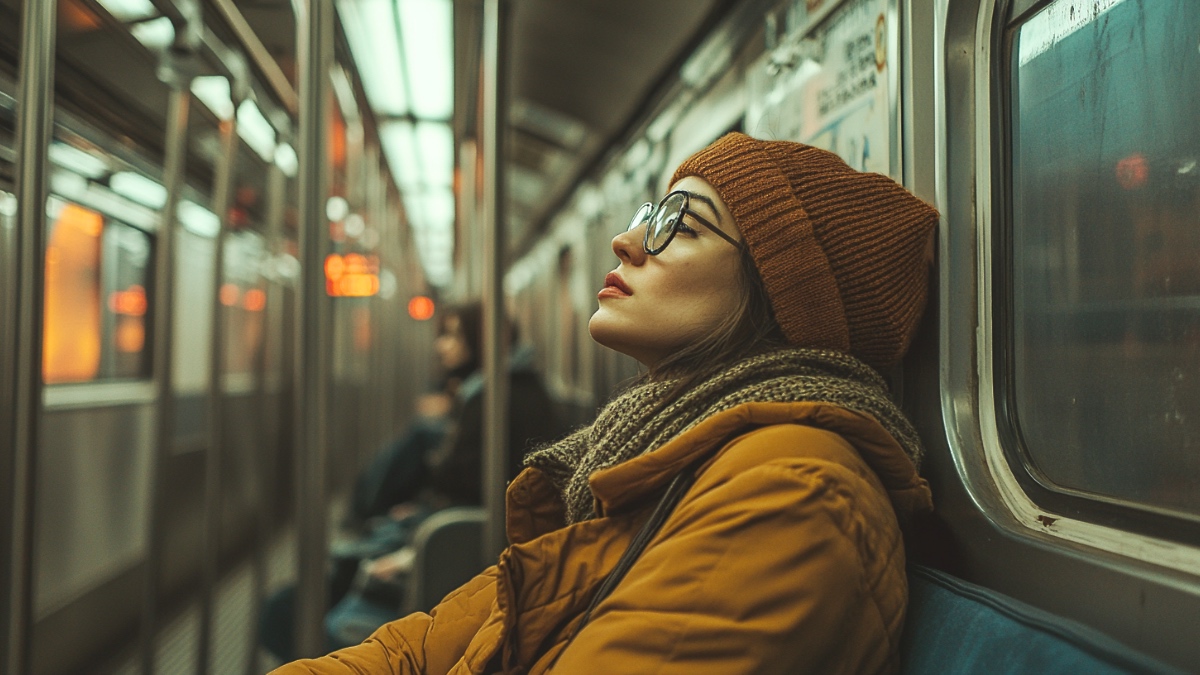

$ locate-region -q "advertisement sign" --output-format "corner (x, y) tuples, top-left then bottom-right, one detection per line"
(747, 0), (900, 178)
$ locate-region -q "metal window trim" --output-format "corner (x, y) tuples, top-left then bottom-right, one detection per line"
(938, 0), (1200, 585)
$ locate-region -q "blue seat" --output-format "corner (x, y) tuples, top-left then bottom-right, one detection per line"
(901, 565), (1182, 674)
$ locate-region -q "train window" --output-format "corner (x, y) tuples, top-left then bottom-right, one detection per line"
(43, 199), (152, 384)
(221, 231), (266, 377)
(1006, 0), (1200, 518)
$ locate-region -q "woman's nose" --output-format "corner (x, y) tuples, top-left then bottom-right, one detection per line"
(611, 225), (646, 265)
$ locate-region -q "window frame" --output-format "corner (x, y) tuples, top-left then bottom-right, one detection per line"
(959, 0), (1200, 570)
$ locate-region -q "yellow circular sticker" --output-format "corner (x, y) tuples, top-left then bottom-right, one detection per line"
(875, 13), (887, 72)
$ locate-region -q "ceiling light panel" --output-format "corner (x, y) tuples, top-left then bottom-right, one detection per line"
(415, 122), (453, 188)
(380, 121), (421, 192)
(48, 143), (108, 179)
(337, 0), (409, 117)
(237, 100), (277, 162)
(191, 76), (235, 121)
(110, 172), (168, 209)
(397, 0), (453, 120)
(131, 16), (174, 50)
(95, 0), (157, 22)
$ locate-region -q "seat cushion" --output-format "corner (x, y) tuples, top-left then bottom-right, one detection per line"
(900, 565), (1179, 674)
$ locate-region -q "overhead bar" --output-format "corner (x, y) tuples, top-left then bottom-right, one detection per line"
(209, 0), (300, 114)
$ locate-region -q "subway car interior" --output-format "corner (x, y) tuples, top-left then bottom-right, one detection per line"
(1, 0), (1198, 672)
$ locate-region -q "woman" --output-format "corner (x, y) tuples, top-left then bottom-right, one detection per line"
(273, 132), (938, 674)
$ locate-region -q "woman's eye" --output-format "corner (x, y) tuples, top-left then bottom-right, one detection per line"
(677, 221), (698, 235)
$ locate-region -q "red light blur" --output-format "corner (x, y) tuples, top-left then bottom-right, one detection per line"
(408, 296), (435, 321)
(1116, 153), (1148, 190)
(243, 288), (267, 312)
(219, 283), (240, 307)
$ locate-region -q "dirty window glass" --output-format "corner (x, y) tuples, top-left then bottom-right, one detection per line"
(1009, 0), (1200, 516)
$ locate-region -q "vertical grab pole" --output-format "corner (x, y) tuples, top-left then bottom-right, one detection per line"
(3, 1), (56, 672)
(142, 83), (194, 675)
(197, 76), (241, 675)
(143, 8), (201, 673)
(246, 139), (287, 675)
(480, 0), (511, 564)
(294, 0), (333, 658)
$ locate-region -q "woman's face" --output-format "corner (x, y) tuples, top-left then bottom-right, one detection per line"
(589, 176), (743, 368)
(434, 315), (472, 371)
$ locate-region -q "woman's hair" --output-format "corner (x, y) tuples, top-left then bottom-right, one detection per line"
(646, 244), (788, 396)
(439, 302), (483, 377)
(437, 301), (522, 377)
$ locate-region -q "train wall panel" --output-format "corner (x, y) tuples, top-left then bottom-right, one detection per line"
(34, 403), (153, 620)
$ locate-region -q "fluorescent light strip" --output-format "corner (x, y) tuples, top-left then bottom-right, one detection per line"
(380, 121), (422, 192)
(337, 0), (409, 116)
(397, 0), (453, 120)
(48, 142), (108, 179)
(178, 200), (221, 238)
(191, 76), (235, 121)
(330, 65), (362, 123)
(415, 122), (453, 188)
(131, 16), (174, 50)
(237, 100), (277, 162)
(96, 0), (157, 21)
(275, 143), (298, 177)
(110, 171), (168, 209)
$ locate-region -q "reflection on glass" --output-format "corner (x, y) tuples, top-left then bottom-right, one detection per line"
(44, 202), (103, 383)
(1010, 0), (1200, 515)
(43, 200), (153, 384)
(222, 231), (267, 376)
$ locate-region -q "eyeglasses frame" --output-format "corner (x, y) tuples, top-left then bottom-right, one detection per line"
(628, 190), (744, 255)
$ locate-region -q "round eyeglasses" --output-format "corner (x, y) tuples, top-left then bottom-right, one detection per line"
(626, 190), (743, 255)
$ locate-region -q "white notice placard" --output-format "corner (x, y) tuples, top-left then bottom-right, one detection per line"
(747, 0), (899, 178)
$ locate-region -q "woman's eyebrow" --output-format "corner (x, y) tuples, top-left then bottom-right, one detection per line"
(686, 193), (723, 225)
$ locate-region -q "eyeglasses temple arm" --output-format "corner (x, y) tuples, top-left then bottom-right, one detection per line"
(686, 209), (744, 250)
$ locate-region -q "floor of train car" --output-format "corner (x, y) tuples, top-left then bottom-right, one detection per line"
(104, 526), (296, 675)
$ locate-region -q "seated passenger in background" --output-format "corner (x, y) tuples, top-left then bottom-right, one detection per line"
(273, 132), (938, 674)
(260, 302), (562, 663)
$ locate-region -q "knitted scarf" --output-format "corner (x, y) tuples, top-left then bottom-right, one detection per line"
(524, 347), (924, 524)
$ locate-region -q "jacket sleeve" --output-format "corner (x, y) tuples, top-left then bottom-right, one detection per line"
(269, 567), (498, 675)
(551, 431), (905, 675)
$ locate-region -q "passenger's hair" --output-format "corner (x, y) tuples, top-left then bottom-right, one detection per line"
(439, 302), (483, 375)
(438, 301), (521, 374)
(647, 244), (788, 398)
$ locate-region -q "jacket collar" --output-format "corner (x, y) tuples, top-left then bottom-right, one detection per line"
(588, 401), (932, 518)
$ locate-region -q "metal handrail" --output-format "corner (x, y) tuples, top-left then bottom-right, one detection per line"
(480, 0), (512, 565)
(207, 0), (299, 115)
(4, 1), (57, 672)
(293, 0), (334, 658)
(197, 86), (240, 675)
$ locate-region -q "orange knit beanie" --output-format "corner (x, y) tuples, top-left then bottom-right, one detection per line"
(672, 132), (939, 370)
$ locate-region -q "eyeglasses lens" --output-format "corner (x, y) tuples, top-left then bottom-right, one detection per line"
(627, 203), (653, 233)
(648, 192), (686, 252)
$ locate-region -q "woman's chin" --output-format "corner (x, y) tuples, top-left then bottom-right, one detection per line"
(588, 315), (663, 368)
(587, 310), (619, 350)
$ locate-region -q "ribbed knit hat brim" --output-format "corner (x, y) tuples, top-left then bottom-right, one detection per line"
(672, 133), (939, 370)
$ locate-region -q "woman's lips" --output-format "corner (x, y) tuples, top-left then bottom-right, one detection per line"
(599, 272), (632, 299)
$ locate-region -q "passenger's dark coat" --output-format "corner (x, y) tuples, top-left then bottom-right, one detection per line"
(425, 349), (562, 506)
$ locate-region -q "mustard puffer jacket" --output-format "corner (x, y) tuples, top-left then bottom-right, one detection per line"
(272, 401), (934, 675)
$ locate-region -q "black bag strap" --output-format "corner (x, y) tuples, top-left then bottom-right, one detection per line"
(575, 457), (704, 630)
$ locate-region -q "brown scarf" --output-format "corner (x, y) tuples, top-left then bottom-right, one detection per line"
(525, 347), (925, 524)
